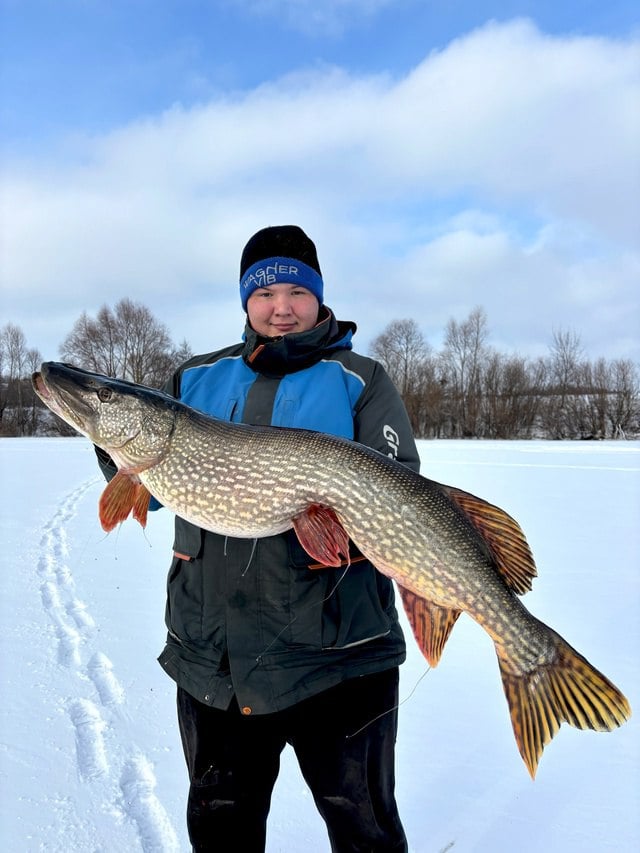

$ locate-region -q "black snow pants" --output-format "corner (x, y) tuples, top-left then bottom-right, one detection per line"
(177, 668), (408, 853)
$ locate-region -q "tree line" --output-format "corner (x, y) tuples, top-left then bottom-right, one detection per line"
(2, 301), (638, 439)
(1, 299), (192, 436)
(370, 309), (639, 440)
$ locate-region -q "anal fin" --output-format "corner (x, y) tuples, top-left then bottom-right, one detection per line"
(398, 586), (461, 667)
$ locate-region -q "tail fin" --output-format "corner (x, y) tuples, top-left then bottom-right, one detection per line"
(497, 629), (631, 778)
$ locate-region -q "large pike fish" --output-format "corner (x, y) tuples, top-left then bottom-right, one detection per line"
(32, 362), (631, 777)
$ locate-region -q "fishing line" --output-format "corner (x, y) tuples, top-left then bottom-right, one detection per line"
(94, 513), (123, 554)
(241, 538), (258, 577)
(345, 666), (431, 740)
(254, 560), (352, 664)
(101, 516), (145, 554)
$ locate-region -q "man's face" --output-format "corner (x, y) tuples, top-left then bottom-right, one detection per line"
(247, 284), (320, 338)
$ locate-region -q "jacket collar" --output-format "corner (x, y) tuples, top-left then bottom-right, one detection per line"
(242, 306), (356, 375)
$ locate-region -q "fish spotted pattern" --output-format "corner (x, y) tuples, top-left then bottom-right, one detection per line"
(33, 362), (631, 778)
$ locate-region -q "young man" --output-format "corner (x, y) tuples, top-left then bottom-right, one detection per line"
(99, 225), (420, 852)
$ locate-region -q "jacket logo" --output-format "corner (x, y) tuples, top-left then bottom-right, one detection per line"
(383, 425), (399, 459)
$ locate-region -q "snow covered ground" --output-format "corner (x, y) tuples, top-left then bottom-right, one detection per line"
(1, 438), (638, 852)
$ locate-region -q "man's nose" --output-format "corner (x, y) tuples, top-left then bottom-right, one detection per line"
(273, 296), (293, 313)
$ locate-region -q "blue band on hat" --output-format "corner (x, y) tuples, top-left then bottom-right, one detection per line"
(240, 256), (323, 310)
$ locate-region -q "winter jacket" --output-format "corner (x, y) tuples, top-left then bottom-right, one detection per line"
(98, 307), (420, 715)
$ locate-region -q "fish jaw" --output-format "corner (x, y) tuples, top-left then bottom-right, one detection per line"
(32, 362), (177, 472)
(32, 366), (97, 435)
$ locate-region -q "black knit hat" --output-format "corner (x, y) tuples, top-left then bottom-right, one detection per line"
(239, 225), (323, 310)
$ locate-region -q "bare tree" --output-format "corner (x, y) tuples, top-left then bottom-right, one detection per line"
(370, 319), (428, 394)
(481, 352), (537, 438)
(60, 298), (178, 387)
(414, 356), (448, 438)
(59, 308), (120, 377)
(571, 358), (608, 438)
(0, 324), (44, 435)
(0, 328), (6, 426)
(539, 328), (586, 438)
(172, 338), (194, 370)
(607, 359), (640, 437)
(441, 306), (489, 437)
(1, 324), (27, 433)
(370, 319), (433, 435)
(549, 328), (584, 388)
(113, 298), (174, 385)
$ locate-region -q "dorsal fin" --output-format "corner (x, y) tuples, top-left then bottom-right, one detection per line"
(441, 485), (537, 594)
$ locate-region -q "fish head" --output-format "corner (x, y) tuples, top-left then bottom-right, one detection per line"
(32, 362), (177, 469)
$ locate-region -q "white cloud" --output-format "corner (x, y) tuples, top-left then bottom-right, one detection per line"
(231, 0), (398, 35)
(2, 19), (639, 363)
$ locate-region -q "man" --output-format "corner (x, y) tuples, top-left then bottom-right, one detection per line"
(98, 225), (420, 852)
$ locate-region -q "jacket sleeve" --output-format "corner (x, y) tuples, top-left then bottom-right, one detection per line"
(353, 360), (421, 473)
(95, 444), (117, 482)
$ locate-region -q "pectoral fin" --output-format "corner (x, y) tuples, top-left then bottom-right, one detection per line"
(398, 586), (461, 667)
(99, 471), (151, 532)
(132, 480), (151, 527)
(292, 504), (350, 568)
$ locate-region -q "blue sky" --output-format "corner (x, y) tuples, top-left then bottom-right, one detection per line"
(2, 0), (639, 363)
(3, 1), (637, 148)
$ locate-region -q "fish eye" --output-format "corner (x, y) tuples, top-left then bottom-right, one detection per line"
(97, 388), (112, 402)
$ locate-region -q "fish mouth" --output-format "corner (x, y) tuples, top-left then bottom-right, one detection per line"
(32, 362), (96, 432)
(32, 371), (51, 400)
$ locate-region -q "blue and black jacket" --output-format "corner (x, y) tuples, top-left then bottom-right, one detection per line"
(149, 307), (421, 714)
